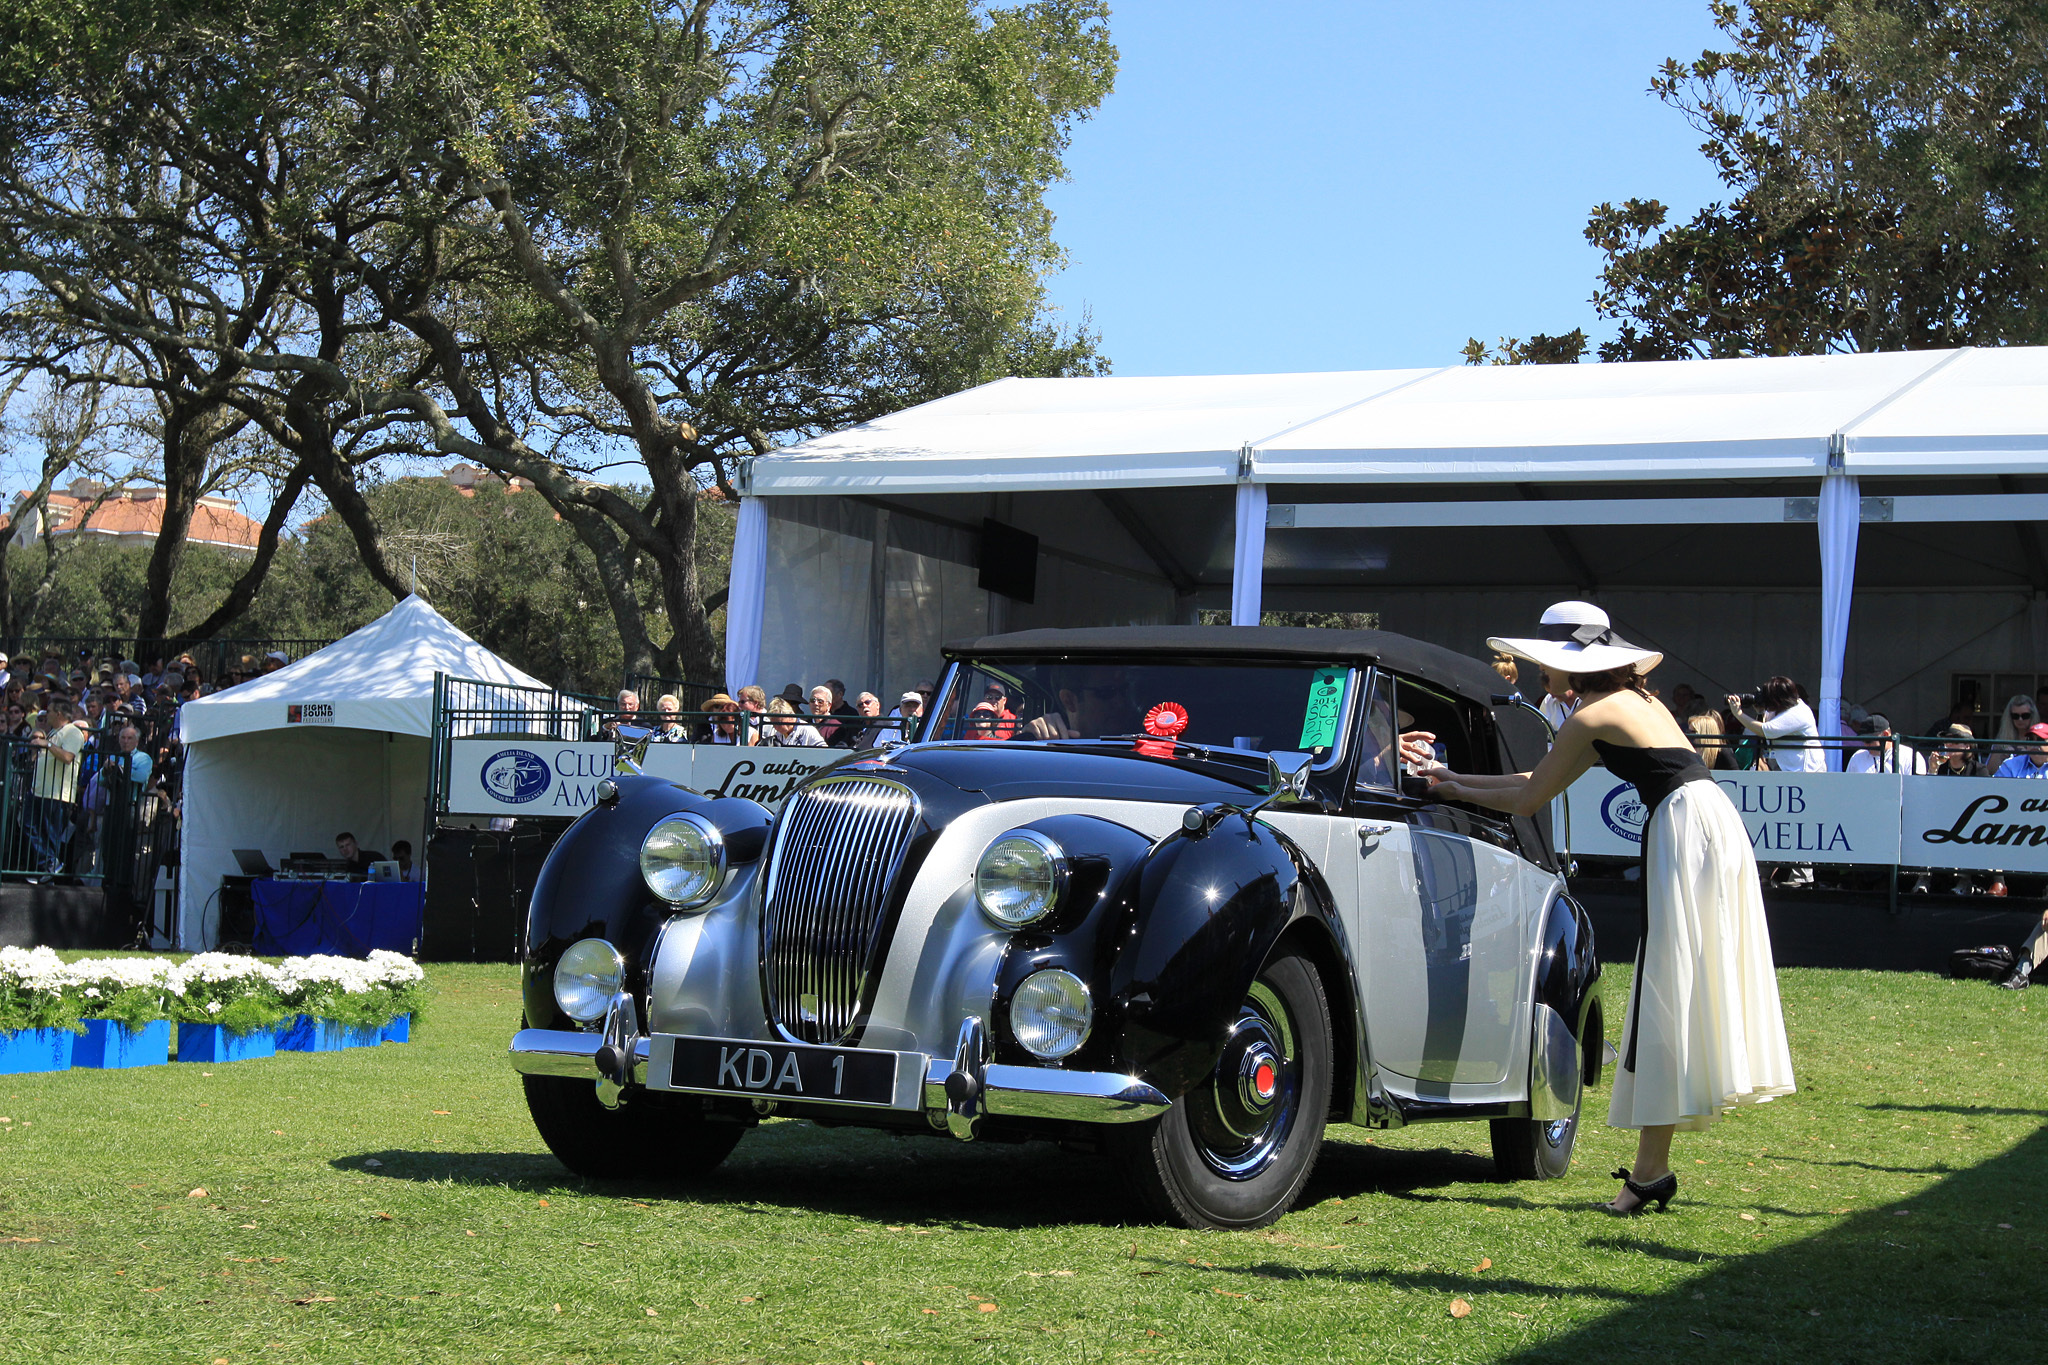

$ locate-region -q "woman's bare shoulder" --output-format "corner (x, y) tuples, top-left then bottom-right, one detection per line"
(1573, 691), (1690, 745)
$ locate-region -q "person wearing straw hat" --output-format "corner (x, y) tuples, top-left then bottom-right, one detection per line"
(1420, 610), (1795, 1215)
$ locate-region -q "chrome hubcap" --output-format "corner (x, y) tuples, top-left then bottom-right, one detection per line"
(1189, 981), (1299, 1180)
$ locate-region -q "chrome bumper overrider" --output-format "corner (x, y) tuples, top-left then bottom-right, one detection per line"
(510, 1029), (652, 1082)
(507, 1028), (1169, 1126)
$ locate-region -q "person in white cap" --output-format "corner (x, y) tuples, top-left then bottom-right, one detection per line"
(1421, 609), (1794, 1216)
(263, 650), (289, 673)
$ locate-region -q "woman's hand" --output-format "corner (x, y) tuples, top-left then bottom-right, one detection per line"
(1423, 767), (1463, 798)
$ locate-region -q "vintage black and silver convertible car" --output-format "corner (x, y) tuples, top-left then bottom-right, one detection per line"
(510, 627), (1604, 1229)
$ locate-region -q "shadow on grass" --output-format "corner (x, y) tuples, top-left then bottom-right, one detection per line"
(1161, 1256), (1649, 1303)
(1865, 1102), (2048, 1118)
(336, 1119), (1507, 1229)
(1496, 1125), (2048, 1363)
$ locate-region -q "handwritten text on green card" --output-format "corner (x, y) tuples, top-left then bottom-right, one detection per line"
(1298, 668), (1347, 750)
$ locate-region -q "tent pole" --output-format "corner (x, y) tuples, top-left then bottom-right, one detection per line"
(1232, 447), (1266, 627)
(1817, 441), (1861, 773)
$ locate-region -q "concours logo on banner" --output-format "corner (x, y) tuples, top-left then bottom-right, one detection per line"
(480, 749), (552, 804)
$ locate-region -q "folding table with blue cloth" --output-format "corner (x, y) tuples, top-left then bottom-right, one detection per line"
(251, 879), (425, 957)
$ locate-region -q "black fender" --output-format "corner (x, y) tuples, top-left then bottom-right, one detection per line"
(987, 811), (1355, 1109)
(1530, 885), (1604, 1086)
(1111, 812), (1325, 1100)
(519, 774), (772, 1030)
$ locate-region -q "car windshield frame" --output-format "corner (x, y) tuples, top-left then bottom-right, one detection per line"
(924, 655), (1359, 772)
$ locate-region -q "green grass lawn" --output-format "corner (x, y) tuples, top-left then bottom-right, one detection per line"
(0, 964), (2041, 1364)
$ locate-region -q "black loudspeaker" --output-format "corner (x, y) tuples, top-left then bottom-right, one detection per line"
(979, 518), (1038, 603)
(420, 830), (480, 961)
(419, 824), (567, 962)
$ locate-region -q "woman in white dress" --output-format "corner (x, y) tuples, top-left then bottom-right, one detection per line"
(1422, 618), (1796, 1213)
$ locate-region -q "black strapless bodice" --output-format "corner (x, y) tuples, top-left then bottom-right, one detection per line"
(1591, 740), (1714, 823)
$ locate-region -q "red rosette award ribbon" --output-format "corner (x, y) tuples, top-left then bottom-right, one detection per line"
(1135, 701), (1190, 757)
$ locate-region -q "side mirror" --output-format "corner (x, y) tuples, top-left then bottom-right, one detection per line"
(1266, 749), (1313, 799)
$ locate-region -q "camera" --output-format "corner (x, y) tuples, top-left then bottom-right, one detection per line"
(1735, 691), (1760, 711)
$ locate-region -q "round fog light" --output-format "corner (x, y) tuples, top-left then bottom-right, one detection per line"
(553, 938), (625, 1023)
(1010, 969), (1092, 1060)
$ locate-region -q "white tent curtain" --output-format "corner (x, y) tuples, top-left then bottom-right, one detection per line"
(1817, 470), (1861, 772)
(1232, 481), (1268, 626)
(725, 495), (769, 696)
(179, 730), (429, 948)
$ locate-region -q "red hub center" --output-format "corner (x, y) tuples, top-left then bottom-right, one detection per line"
(1252, 1061), (1277, 1100)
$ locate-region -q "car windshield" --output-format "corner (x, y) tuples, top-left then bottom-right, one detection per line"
(928, 656), (1354, 766)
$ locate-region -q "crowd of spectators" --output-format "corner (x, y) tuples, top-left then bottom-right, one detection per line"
(609, 676), (938, 750)
(0, 644), (292, 885)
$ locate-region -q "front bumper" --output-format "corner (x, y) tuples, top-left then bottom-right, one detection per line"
(508, 1027), (1169, 1127)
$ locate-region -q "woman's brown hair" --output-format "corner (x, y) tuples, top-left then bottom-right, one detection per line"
(1570, 666), (1658, 699)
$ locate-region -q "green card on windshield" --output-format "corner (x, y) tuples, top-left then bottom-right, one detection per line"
(1298, 668), (1347, 751)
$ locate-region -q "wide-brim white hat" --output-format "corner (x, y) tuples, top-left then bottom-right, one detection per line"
(1487, 617), (1662, 677)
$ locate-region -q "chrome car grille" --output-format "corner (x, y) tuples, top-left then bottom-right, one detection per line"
(762, 776), (921, 1044)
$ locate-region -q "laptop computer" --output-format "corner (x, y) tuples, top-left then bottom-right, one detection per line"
(231, 848), (275, 877)
(367, 861), (400, 883)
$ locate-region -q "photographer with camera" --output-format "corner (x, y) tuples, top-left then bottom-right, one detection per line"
(1724, 677), (1825, 774)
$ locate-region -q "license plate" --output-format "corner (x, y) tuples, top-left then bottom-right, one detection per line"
(660, 1036), (900, 1107)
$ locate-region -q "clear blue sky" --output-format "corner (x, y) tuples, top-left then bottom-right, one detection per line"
(1040, 1), (1733, 375)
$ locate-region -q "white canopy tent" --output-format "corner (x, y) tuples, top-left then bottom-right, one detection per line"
(727, 347), (2048, 753)
(176, 595), (556, 948)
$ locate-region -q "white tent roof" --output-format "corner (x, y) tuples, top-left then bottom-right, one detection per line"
(178, 595), (554, 745)
(752, 346), (2048, 493)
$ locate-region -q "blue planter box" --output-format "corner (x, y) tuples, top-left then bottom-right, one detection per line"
(342, 1022), (384, 1049)
(0, 1027), (74, 1074)
(74, 1019), (170, 1069)
(382, 1014), (412, 1044)
(276, 1015), (347, 1053)
(176, 1022), (276, 1064)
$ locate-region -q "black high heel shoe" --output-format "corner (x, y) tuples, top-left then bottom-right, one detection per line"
(1598, 1166), (1678, 1214)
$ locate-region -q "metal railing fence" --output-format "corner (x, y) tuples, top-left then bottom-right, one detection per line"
(0, 735), (169, 907)
(429, 674), (611, 814)
(1676, 729), (2048, 775)
(619, 673), (725, 712)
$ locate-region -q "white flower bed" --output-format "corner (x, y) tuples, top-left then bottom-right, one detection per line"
(0, 949), (427, 1035)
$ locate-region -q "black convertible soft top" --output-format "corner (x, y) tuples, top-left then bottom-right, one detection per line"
(943, 626), (1505, 708)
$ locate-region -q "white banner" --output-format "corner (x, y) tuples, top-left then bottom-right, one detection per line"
(1563, 769), (1905, 866)
(446, 739), (838, 816)
(1899, 776), (2048, 874)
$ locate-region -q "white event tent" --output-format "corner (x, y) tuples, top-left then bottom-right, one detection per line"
(726, 347), (2048, 748)
(176, 595), (556, 947)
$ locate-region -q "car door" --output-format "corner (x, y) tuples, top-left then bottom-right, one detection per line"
(1341, 670), (1525, 1091)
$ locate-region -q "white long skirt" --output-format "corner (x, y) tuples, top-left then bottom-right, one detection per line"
(1607, 780), (1796, 1132)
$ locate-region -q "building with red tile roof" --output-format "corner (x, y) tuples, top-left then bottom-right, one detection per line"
(5, 480), (264, 553)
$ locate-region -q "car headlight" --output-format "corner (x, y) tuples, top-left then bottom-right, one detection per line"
(1010, 969), (1092, 1060)
(974, 829), (1068, 928)
(640, 813), (725, 907)
(553, 938), (625, 1023)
